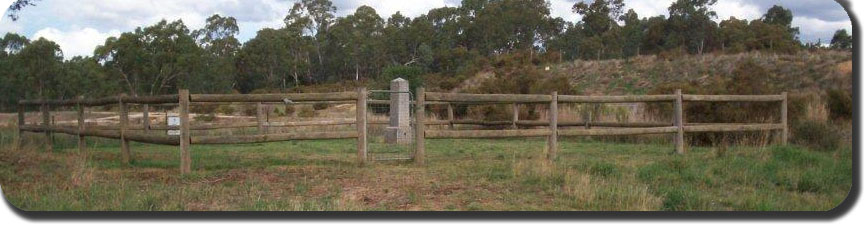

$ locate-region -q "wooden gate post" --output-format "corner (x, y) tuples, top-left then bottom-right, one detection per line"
(674, 89), (686, 154)
(120, 97), (131, 166)
(256, 102), (267, 134)
(415, 87), (426, 166)
(179, 89), (192, 174)
(41, 103), (52, 152)
(447, 104), (454, 129)
(781, 92), (788, 145)
(16, 103), (24, 150)
(142, 104), (150, 131)
(77, 96), (86, 154)
(356, 87), (368, 165)
(547, 92), (558, 160)
(511, 103), (519, 129)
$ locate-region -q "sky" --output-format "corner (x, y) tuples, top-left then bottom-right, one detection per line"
(0, 0), (854, 59)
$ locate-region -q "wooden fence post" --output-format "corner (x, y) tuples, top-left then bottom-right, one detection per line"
(447, 104), (454, 129)
(179, 89), (191, 174)
(511, 103), (519, 129)
(674, 89), (685, 154)
(415, 87), (426, 166)
(142, 104), (150, 131)
(16, 103), (24, 150)
(781, 92), (788, 145)
(120, 97), (131, 166)
(548, 92), (558, 160)
(77, 97), (86, 154)
(257, 102), (267, 134)
(41, 103), (52, 152)
(356, 87), (367, 165)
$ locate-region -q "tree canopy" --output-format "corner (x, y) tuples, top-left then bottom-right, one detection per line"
(0, 0), (840, 111)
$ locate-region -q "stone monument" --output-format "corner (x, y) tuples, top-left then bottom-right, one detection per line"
(385, 78), (413, 144)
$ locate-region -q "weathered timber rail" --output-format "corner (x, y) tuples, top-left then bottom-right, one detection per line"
(17, 88), (787, 172)
(17, 89), (368, 174)
(415, 90), (788, 160)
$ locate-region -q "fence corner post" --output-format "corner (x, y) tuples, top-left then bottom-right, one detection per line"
(41, 103), (52, 152)
(674, 89), (686, 154)
(77, 96), (86, 155)
(256, 102), (267, 134)
(142, 104), (150, 131)
(548, 91), (558, 160)
(120, 96), (131, 166)
(179, 89), (191, 174)
(512, 103), (519, 129)
(16, 103), (24, 150)
(356, 87), (367, 165)
(415, 87), (426, 166)
(447, 103), (454, 129)
(781, 91), (788, 145)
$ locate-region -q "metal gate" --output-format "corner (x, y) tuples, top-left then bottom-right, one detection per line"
(366, 89), (416, 161)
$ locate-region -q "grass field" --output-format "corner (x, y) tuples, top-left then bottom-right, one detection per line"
(0, 128), (852, 211)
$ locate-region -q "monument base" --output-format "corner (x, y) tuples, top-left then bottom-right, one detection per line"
(384, 126), (414, 144)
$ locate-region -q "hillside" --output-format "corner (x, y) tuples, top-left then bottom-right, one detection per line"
(452, 51), (852, 96)
(548, 51), (852, 95)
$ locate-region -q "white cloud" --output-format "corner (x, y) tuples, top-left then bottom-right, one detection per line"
(32, 27), (121, 59)
(712, 0), (762, 21)
(346, 0), (449, 18)
(549, 0), (579, 22)
(626, 0), (674, 18)
(793, 16), (853, 43)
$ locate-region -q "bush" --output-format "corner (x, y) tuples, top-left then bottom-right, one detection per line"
(215, 105), (235, 115)
(646, 60), (781, 146)
(312, 103), (329, 110)
(195, 113), (216, 122)
(826, 89), (852, 120)
(792, 120), (840, 152)
(377, 65), (425, 93)
(297, 106), (316, 118)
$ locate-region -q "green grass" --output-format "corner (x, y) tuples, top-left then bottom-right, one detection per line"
(0, 130), (852, 211)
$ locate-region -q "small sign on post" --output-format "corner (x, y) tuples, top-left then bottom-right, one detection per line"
(167, 115), (180, 136)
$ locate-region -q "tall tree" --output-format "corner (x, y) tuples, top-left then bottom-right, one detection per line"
(572, 0), (625, 59)
(94, 20), (202, 96)
(830, 29), (853, 50)
(192, 14), (241, 93)
(667, 0), (718, 54)
(285, 0), (337, 81)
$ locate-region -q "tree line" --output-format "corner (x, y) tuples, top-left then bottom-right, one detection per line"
(0, 0), (854, 111)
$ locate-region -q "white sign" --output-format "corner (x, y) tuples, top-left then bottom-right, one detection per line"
(167, 130), (181, 136)
(168, 116), (180, 126)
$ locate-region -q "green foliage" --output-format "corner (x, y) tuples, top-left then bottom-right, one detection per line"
(826, 89), (852, 120)
(830, 29), (853, 50)
(377, 65), (425, 92)
(312, 103), (329, 110)
(297, 106), (316, 118)
(647, 60), (781, 145)
(792, 120), (840, 152)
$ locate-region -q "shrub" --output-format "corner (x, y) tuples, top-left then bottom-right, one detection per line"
(297, 106), (316, 118)
(312, 103), (329, 111)
(215, 105), (235, 115)
(826, 89), (852, 120)
(377, 65), (425, 93)
(792, 120), (840, 152)
(194, 113), (216, 122)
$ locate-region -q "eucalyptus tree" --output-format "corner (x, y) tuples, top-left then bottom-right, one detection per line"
(94, 19), (203, 96)
(192, 14), (241, 93)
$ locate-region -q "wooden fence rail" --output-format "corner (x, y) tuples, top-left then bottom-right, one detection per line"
(16, 88), (788, 173)
(416, 90), (788, 164)
(17, 89), (365, 174)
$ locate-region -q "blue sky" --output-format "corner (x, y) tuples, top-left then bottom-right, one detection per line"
(0, 0), (853, 59)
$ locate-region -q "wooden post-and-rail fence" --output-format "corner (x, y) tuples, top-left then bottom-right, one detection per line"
(17, 89), (368, 174)
(416, 90), (788, 159)
(16, 89), (787, 173)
